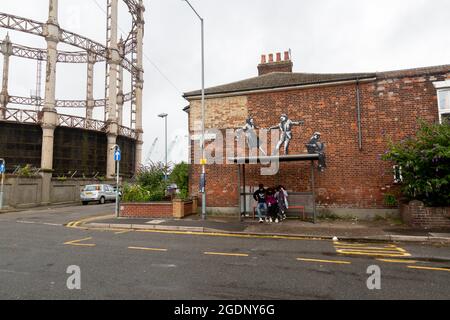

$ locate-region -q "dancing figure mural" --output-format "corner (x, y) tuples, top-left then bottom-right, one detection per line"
(269, 114), (305, 155)
(237, 117), (266, 155)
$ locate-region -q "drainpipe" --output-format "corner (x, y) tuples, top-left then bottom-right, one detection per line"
(356, 78), (362, 151)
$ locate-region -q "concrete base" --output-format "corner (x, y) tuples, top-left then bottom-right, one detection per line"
(205, 206), (399, 220)
(318, 208), (400, 220)
(205, 207), (240, 216)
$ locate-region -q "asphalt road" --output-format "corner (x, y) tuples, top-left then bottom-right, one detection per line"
(0, 204), (449, 300)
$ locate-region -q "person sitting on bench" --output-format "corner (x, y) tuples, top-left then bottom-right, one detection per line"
(266, 188), (280, 223)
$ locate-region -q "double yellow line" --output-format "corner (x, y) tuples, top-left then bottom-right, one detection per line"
(66, 214), (114, 229)
(334, 241), (411, 258)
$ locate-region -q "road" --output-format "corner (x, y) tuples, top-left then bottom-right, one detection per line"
(0, 204), (449, 300)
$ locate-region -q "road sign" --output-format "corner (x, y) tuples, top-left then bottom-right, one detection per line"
(114, 150), (121, 162)
(0, 162), (5, 174)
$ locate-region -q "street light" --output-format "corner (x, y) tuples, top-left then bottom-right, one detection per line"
(182, 0), (206, 220)
(158, 113), (168, 181)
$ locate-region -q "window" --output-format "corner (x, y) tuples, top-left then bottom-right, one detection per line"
(438, 89), (450, 124)
(434, 80), (450, 124)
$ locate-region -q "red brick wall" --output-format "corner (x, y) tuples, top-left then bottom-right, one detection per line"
(120, 202), (173, 218)
(184, 201), (193, 214)
(188, 69), (450, 210)
(401, 201), (450, 229)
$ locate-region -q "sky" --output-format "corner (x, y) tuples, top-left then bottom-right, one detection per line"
(1, 0), (450, 165)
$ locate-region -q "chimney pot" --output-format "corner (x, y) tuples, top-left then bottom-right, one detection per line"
(257, 50), (293, 76)
(261, 54), (266, 64)
(276, 52), (281, 62)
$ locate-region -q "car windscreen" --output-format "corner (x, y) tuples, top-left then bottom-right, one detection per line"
(84, 185), (101, 191)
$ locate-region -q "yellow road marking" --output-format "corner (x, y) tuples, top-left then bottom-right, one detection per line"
(64, 237), (96, 247)
(204, 252), (249, 257)
(335, 245), (402, 251)
(135, 229), (324, 241)
(66, 214), (114, 228)
(128, 246), (168, 252)
(297, 258), (351, 265)
(407, 266), (450, 273)
(335, 248), (406, 254)
(336, 250), (411, 257)
(334, 241), (396, 247)
(67, 217), (325, 241)
(377, 259), (417, 264)
(334, 241), (410, 258)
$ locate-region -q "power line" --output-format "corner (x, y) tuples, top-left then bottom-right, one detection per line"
(93, 0), (182, 94)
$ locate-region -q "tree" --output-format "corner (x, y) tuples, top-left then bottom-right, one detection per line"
(383, 121), (450, 207)
(170, 162), (189, 200)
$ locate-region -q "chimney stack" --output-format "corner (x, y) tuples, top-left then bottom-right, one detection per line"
(257, 50), (293, 76)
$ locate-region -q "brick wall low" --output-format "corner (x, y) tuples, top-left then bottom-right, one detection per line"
(120, 202), (173, 218)
(184, 202), (193, 213)
(400, 200), (450, 229)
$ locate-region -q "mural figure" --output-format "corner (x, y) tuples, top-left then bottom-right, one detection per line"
(236, 116), (266, 155)
(306, 132), (327, 172)
(269, 114), (304, 155)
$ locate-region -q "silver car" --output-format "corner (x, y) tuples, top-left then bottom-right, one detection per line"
(81, 184), (117, 205)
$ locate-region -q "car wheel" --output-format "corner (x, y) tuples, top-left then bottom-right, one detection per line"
(99, 197), (105, 205)
(82, 201), (89, 206)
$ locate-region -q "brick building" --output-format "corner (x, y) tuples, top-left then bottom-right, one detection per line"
(183, 52), (450, 218)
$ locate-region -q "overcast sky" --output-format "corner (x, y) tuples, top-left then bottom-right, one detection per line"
(1, 0), (449, 164)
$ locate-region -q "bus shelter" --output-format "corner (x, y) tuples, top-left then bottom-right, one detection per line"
(228, 154), (321, 224)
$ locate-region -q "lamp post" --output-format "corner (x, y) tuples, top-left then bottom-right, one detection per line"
(182, 0), (206, 220)
(158, 113), (168, 181)
(0, 158), (5, 210)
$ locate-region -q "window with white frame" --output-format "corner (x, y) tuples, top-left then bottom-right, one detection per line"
(434, 80), (450, 124)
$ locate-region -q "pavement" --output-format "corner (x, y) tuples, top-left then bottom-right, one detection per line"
(76, 213), (450, 244)
(2, 203), (450, 243)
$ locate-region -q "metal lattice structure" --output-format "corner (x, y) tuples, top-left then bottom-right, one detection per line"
(0, 0), (144, 178)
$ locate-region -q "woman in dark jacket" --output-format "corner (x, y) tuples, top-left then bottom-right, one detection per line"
(266, 188), (280, 223)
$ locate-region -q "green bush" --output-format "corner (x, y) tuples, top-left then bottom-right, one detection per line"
(137, 162), (167, 190)
(18, 164), (33, 177)
(383, 193), (398, 206)
(170, 162), (189, 200)
(123, 162), (168, 202)
(383, 121), (450, 207)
